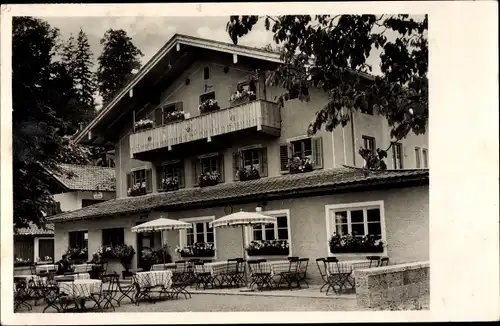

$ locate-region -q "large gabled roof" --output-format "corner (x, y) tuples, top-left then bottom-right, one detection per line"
(47, 164), (115, 192)
(47, 167), (428, 223)
(73, 33), (282, 145)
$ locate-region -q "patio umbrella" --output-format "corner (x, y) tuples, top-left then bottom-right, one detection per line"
(209, 210), (277, 289)
(132, 217), (192, 263)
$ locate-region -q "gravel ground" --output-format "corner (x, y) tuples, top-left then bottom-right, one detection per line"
(23, 293), (359, 313)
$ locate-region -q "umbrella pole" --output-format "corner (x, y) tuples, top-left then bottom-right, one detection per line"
(241, 226), (249, 288)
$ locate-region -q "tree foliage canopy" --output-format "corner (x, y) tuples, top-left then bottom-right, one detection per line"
(97, 29), (144, 104)
(227, 15), (428, 170)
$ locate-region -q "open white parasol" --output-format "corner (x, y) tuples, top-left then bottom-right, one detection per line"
(132, 217), (192, 264)
(209, 209), (277, 290)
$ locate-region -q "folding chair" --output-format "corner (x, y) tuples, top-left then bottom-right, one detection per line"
(90, 273), (118, 311)
(193, 262), (218, 289)
(316, 258), (330, 292)
(297, 258), (310, 288)
(116, 275), (136, 306)
(379, 257), (389, 266)
(277, 257), (301, 290)
(14, 281), (32, 312)
(366, 256), (381, 268)
(324, 258), (353, 295)
(169, 270), (192, 299)
(219, 259), (239, 288)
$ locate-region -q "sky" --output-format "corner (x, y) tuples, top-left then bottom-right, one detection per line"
(41, 16), (411, 108)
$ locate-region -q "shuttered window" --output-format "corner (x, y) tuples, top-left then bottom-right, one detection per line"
(279, 136), (323, 173)
(156, 160), (185, 191)
(153, 102), (184, 126)
(193, 153), (224, 186)
(126, 168), (153, 196)
(233, 146), (268, 180)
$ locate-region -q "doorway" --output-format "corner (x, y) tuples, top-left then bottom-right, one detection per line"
(135, 223), (161, 270)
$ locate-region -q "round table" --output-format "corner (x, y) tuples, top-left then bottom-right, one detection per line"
(59, 279), (102, 298)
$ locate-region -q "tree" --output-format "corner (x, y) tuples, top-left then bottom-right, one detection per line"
(12, 17), (91, 228)
(227, 15), (428, 171)
(97, 29), (144, 104)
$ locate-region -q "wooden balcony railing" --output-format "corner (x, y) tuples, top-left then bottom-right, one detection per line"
(129, 100), (281, 156)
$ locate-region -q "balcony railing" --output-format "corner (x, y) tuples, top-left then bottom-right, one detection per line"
(130, 100), (281, 156)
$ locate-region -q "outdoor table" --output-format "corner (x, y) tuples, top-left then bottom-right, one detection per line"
(259, 260), (291, 277)
(324, 259), (371, 276)
(58, 279), (103, 311)
(54, 273), (90, 282)
(133, 270), (173, 304)
(151, 263), (176, 271)
(35, 264), (58, 273)
(73, 263), (95, 273)
(193, 261), (228, 275)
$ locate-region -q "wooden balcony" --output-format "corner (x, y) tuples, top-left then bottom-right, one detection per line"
(129, 100), (281, 156)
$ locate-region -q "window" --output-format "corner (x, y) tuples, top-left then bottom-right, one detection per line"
(81, 199), (104, 208)
(415, 147), (421, 168)
(326, 201), (386, 254)
(153, 102), (183, 126)
(69, 230), (88, 249)
(102, 228), (125, 246)
(362, 136), (376, 155)
(234, 146), (268, 180)
(279, 137), (323, 173)
(193, 153), (224, 185)
(203, 66), (210, 80)
(199, 91), (215, 104)
(46, 202), (61, 216)
(392, 143), (403, 169)
(252, 216), (289, 242)
(291, 138), (313, 158)
(157, 160), (184, 191)
(127, 168), (152, 196)
(422, 148), (428, 168)
(179, 216), (216, 256)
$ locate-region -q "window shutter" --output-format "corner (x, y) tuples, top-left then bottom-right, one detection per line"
(56, 202), (61, 214)
(192, 159), (199, 186)
(179, 161), (185, 188)
(279, 143), (291, 173)
(312, 137), (323, 169)
(146, 169), (153, 193)
(126, 172), (133, 197)
(175, 102), (183, 113)
(154, 107), (163, 126)
(156, 165), (164, 192)
(218, 153), (225, 183)
(259, 147), (268, 177)
(233, 151), (241, 181)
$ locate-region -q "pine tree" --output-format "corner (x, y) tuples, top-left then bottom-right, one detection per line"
(97, 29), (144, 104)
(74, 29), (96, 110)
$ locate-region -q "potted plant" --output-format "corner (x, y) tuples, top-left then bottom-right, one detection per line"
(246, 240), (290, 256)
(287, 156), (314, 174)
(198, 99), (220, 114)
(14, 257), (32, 267)
(113, 244), (136, 279)
(329, 234), (385, 254)
(96, 244), (117, 259)
(175, 242), (215, 258)
(134, 118), (154, 132)
(237, 166), (260, 181)
(128, 181), (147, 196)
(163, 110), (185, 124)
(141, 245), (173, 271)
(229, 89), (257, 107)
(161, 176), (179, 191)
(199, 171), (220, 187)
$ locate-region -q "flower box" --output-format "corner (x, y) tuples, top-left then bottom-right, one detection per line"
(176, 243), (215, 258)
(328, 234), (385, 254)
(134, 119), (154, 132)
(288, 156), (314, 174)
(229, 91), (257, 107)
(199, 172), (220, 187)
(198, 99), (220, 114)
(237, 167), (260, 181)
(160, 177), (179, 192)
(246, 240), (289, 256)
(128, 182), (147, 196)
(163, 111), (185, 124)
(65, 247), (88, 261)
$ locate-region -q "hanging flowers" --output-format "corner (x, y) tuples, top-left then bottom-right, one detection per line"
(199, 171), (220, 187)
(134, 119), (154, 132)
(175, 242), (215, 257)
(246, 240), (289, 256)
(163, 110), (185, 124)
(229, 89), (257, 106)
(287, 156), (314, 174)
(328, 234), (385, 253)
(237, 166), (260, 181)
(161, 176), (179, 191)
(198, 99), (220, 114)
(128, 181), (147, 196)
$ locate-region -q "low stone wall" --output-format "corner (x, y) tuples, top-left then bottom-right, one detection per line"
(354, 261), (430, 309)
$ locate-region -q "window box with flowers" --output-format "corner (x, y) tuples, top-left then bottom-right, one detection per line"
(161, 176), (179, 191)
(198, 99), (220, 114)
(65, 247), (88, 263)
(199, 171), (220, 187)
(175, 242), (215, 258)
(14, 257), (32, 267)
(246, 240), (290, 256)
(229, 89), (257, 107)
(237, 166), (260, 181)
(95, 244), (117, 259)
(128, 181), (147, 196)
(328, 234), (385, 254)
(163, 110), (185, 124)
(134, 118), (154, 132)
(287, 156), (314, 174)
(140, 245), (173, 272)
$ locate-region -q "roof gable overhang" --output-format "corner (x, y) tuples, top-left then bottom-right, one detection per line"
(74, 34), (282, 146)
